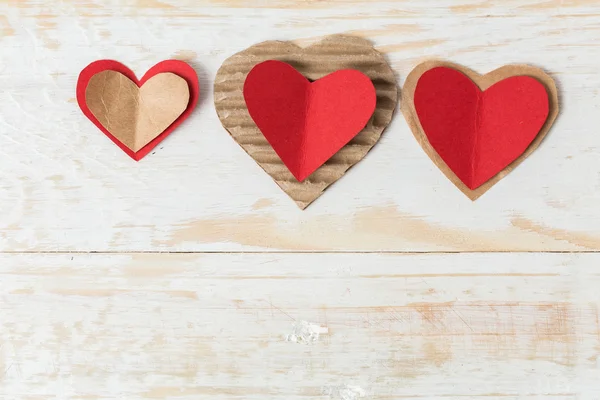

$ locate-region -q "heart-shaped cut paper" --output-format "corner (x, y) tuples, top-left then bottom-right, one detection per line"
(402, 61), (558, 200)
(243, 60), (377, 182)
(214, 35), (398, 209)
(77, 60), (199, 160)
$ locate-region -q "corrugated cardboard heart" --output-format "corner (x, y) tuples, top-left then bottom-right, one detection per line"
(86, 71), (189, 153)
(214, 35), (398, 209)
(402, 60), (559, 200)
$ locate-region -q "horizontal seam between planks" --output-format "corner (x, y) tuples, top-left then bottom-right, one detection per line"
(0, 250), (600, 255)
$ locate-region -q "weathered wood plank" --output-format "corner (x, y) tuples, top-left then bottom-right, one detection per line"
(1, 1), (600, 251)
(1, 253), (599, 399)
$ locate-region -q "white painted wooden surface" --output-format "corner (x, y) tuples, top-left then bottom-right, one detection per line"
(2, 253), (600, 399)
(1, 1), (600, 399)
(1, 0), (600, 252)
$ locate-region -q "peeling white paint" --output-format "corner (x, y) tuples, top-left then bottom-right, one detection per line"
(323, 384), (366, 400)
(285, 320), (328, 344)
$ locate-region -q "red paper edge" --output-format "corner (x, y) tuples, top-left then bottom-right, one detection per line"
(76, 59), (200, 161)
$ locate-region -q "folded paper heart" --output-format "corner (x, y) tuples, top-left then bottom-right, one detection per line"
(77, 60), (199, 160)
(243, 60), (377, 182)
(214, 35), (398, 209)
(402, 61), (558, 199)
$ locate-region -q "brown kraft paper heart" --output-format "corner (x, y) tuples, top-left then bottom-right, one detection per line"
(214, 35), (398, 209)
(402, 60), (559, 200)
(86, 70), (190, 152)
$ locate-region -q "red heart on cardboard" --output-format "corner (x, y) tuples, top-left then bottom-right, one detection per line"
(413, 66), (550, 190)
(243, 60), (377, 182)
(77, 60), (199, 161)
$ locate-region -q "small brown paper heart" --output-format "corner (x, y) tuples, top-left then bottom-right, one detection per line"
(85, 70), (190, 152)
(402, 60), (559, 200)
(214, 35), (398, 209)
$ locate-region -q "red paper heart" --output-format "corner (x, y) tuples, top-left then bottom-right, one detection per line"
(414, 67), (550, 190)
(77, 60), (199, 161)
(243, 60), (377, 182)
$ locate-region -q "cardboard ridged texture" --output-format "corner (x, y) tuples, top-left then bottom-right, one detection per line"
(402, 60), (559, 200)
(85, 70), (190, 153)
(214, 35), (399, 209)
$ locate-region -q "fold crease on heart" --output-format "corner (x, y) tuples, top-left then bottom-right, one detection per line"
(85, 70), (190, 153)
(243, 60), (377, 182)
(414, 66), (551, 191)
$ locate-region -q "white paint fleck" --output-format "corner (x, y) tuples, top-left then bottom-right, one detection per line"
(323, 384), (366, 400)
(285, 320), (328, 345)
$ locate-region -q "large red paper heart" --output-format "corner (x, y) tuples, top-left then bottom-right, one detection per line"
(414, 66), (550, 190)
(243, 60), (377, 182)
(77, 60), (199, 161)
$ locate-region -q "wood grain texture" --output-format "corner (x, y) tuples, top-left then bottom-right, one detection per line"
(1, 1), (600, 399)
(0, 1), (600, 251)
(1, 253), (600, 399)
